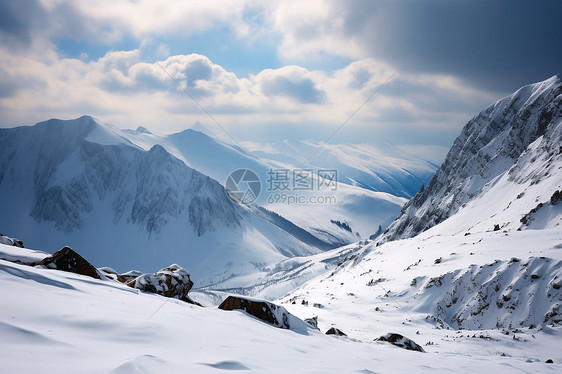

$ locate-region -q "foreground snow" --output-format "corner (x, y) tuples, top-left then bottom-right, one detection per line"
(278, 227), (562, 371)
(1, 239), (560, 373)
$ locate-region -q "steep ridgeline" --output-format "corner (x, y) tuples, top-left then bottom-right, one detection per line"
(382, 75), (562, 242)
(0, 116), (329, 285)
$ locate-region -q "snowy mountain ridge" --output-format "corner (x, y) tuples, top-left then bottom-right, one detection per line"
(381, 74), (562, 242)
(1, 116), (243, 235)
(117, 121), (436, 241)
(0, 116), (336, 285)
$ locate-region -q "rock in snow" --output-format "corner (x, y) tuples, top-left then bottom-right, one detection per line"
(127, 264), (194, 300)
(118, 269), (145, 283)
(36, 246), (101, 279)
(376, 333), (425, 352)
(218, 295), (309, 333)
(304, 316), (319, 330)
(325, 327), (347, 336)
(97, 266), (127, 282)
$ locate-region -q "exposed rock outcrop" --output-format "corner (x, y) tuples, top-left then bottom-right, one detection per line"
(98, 267), (126, 282)
(218, 296), (309, 333)
(325, 327), (347, 336)
(0, 234), (24, 248)
(36, 246), (101, 279)
(376, 333), (425, 352)
(304, 316), (319, 330)
(416, 256), (562, 329)
(119, 270), (145, 283)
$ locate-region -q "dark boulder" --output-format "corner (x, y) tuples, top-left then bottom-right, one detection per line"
(376, 333), (425, 352)
(36, 246), (101, 279)
(127, 264), (193, 301)
(325, 327), (347, 336)
(219, 296), (287, 327)
(218, 296), (308, 332)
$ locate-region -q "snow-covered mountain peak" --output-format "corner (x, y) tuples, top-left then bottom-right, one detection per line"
(0, 117), (335, 283)
(0, 110), (439, 284)
(381, 75), (562, 242)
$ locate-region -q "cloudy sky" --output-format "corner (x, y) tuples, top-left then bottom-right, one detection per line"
(0, 0), (560, 149)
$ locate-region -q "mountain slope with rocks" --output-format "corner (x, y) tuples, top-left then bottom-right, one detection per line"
(274, 77), (562, 370)
(381, 75), (562, 242)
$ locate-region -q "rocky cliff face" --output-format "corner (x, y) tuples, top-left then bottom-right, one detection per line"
(382, 75), (562, 242)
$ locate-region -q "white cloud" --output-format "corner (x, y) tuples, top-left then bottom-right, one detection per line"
(41, 0), (255, 42)
(253, 66), (326, 104)
(0, 44), (496, 143)
(268, 0), (366, 62)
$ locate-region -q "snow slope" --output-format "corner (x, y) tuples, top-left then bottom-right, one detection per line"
(2, 243), (561, 373)
(276, 226), (562, 370)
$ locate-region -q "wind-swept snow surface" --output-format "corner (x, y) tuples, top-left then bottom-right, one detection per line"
(1, 243), (560, 373)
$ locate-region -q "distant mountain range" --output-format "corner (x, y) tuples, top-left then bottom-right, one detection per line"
(0, 115), (435, 285)
(114, 120), (437, 239)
